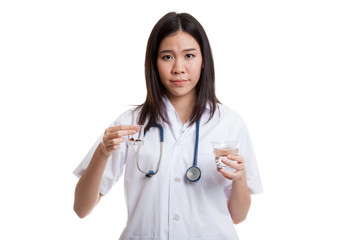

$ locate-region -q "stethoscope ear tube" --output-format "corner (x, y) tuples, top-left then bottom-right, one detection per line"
(136, 142), (163, 178)
(138, 123), (164, 178)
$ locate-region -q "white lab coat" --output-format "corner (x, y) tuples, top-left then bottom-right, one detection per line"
(74, 97), (263, 240)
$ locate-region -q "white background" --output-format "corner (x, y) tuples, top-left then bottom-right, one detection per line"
(1, 0), (359, 239)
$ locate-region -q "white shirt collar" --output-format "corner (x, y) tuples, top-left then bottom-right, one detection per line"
(163, 95), (211, 116)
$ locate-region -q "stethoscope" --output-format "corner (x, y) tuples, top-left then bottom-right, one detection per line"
(135, 120), (201, 182)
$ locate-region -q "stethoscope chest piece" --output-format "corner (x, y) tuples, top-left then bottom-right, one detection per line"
(185, 166), (201, 182)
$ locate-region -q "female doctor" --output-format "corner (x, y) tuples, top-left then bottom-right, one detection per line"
(73, 12), (262, 240)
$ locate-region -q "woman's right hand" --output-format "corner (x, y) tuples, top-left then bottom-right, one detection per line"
(100, 125), (140, 156)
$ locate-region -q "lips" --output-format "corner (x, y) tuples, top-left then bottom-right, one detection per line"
(170, 79), (189, 86)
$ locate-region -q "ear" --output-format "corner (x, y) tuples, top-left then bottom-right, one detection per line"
(201, 62), (204, 69)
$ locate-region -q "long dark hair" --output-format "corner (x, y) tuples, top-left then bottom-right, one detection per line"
(137, 12), (219, 131)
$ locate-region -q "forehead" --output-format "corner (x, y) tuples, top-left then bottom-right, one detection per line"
(158, 31), (200, 50)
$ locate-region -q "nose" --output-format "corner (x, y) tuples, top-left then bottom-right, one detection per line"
(171, 59), (185, 75)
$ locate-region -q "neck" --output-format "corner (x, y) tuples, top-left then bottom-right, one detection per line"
(167, 92), (196, 125)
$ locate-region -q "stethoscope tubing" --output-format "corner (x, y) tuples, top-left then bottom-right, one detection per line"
(193, 120), (200, 166)
(136, 142), (163, 177)
(136, 120), (200, 181)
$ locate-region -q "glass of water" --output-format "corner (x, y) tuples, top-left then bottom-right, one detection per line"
(211, 141), (240, 172)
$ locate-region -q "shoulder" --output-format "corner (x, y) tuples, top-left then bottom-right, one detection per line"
(112, 106), (141, 126)
(216, 103), (246, 128)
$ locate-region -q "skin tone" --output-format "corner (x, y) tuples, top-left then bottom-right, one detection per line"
(157, 31), (202, 124)
(157, 31), (251, 224)
(74, 30), (251, 224)
(73, 125), (139, 218)
(221, 156), (251, 224)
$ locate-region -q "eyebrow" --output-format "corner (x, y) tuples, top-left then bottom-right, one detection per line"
(159, 48), (197, 54)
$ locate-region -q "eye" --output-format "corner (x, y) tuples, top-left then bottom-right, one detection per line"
(162, 55), (173, 60)
(185, 54), (195, 59)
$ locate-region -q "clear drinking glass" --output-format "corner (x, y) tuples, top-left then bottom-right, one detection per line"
(128, 125), (144, 145)
(211, 141), (240, 172)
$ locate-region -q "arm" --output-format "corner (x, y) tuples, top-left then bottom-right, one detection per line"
(73, 143), (109, 218)
(73, 125), (139, 218)
(220, 155), (251, 224)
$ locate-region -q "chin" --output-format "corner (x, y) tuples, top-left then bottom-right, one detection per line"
(165, 86), (196, 100)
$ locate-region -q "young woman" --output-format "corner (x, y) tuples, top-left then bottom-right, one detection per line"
(73, 12), (262, 240)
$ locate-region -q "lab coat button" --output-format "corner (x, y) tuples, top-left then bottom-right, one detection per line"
(173, 215), (180, 221)
(174, 177), (181, 182)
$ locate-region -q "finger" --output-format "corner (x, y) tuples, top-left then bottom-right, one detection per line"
(102, 137), (125, 153)
(106, 143), (121, 152)
(104, 136), (125, 147)
(219, 168), (237, 180)
(227, 155), (244, 163)
(104, 130), (136, 141)
(103, 129), (138, 142)
(106, 125), (140, 133)
(221, 158), (244, 171)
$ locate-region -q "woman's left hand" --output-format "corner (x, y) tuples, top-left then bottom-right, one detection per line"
(219, 155), (246, 181)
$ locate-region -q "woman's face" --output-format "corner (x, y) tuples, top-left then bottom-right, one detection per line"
(157, 31), (203, 101)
